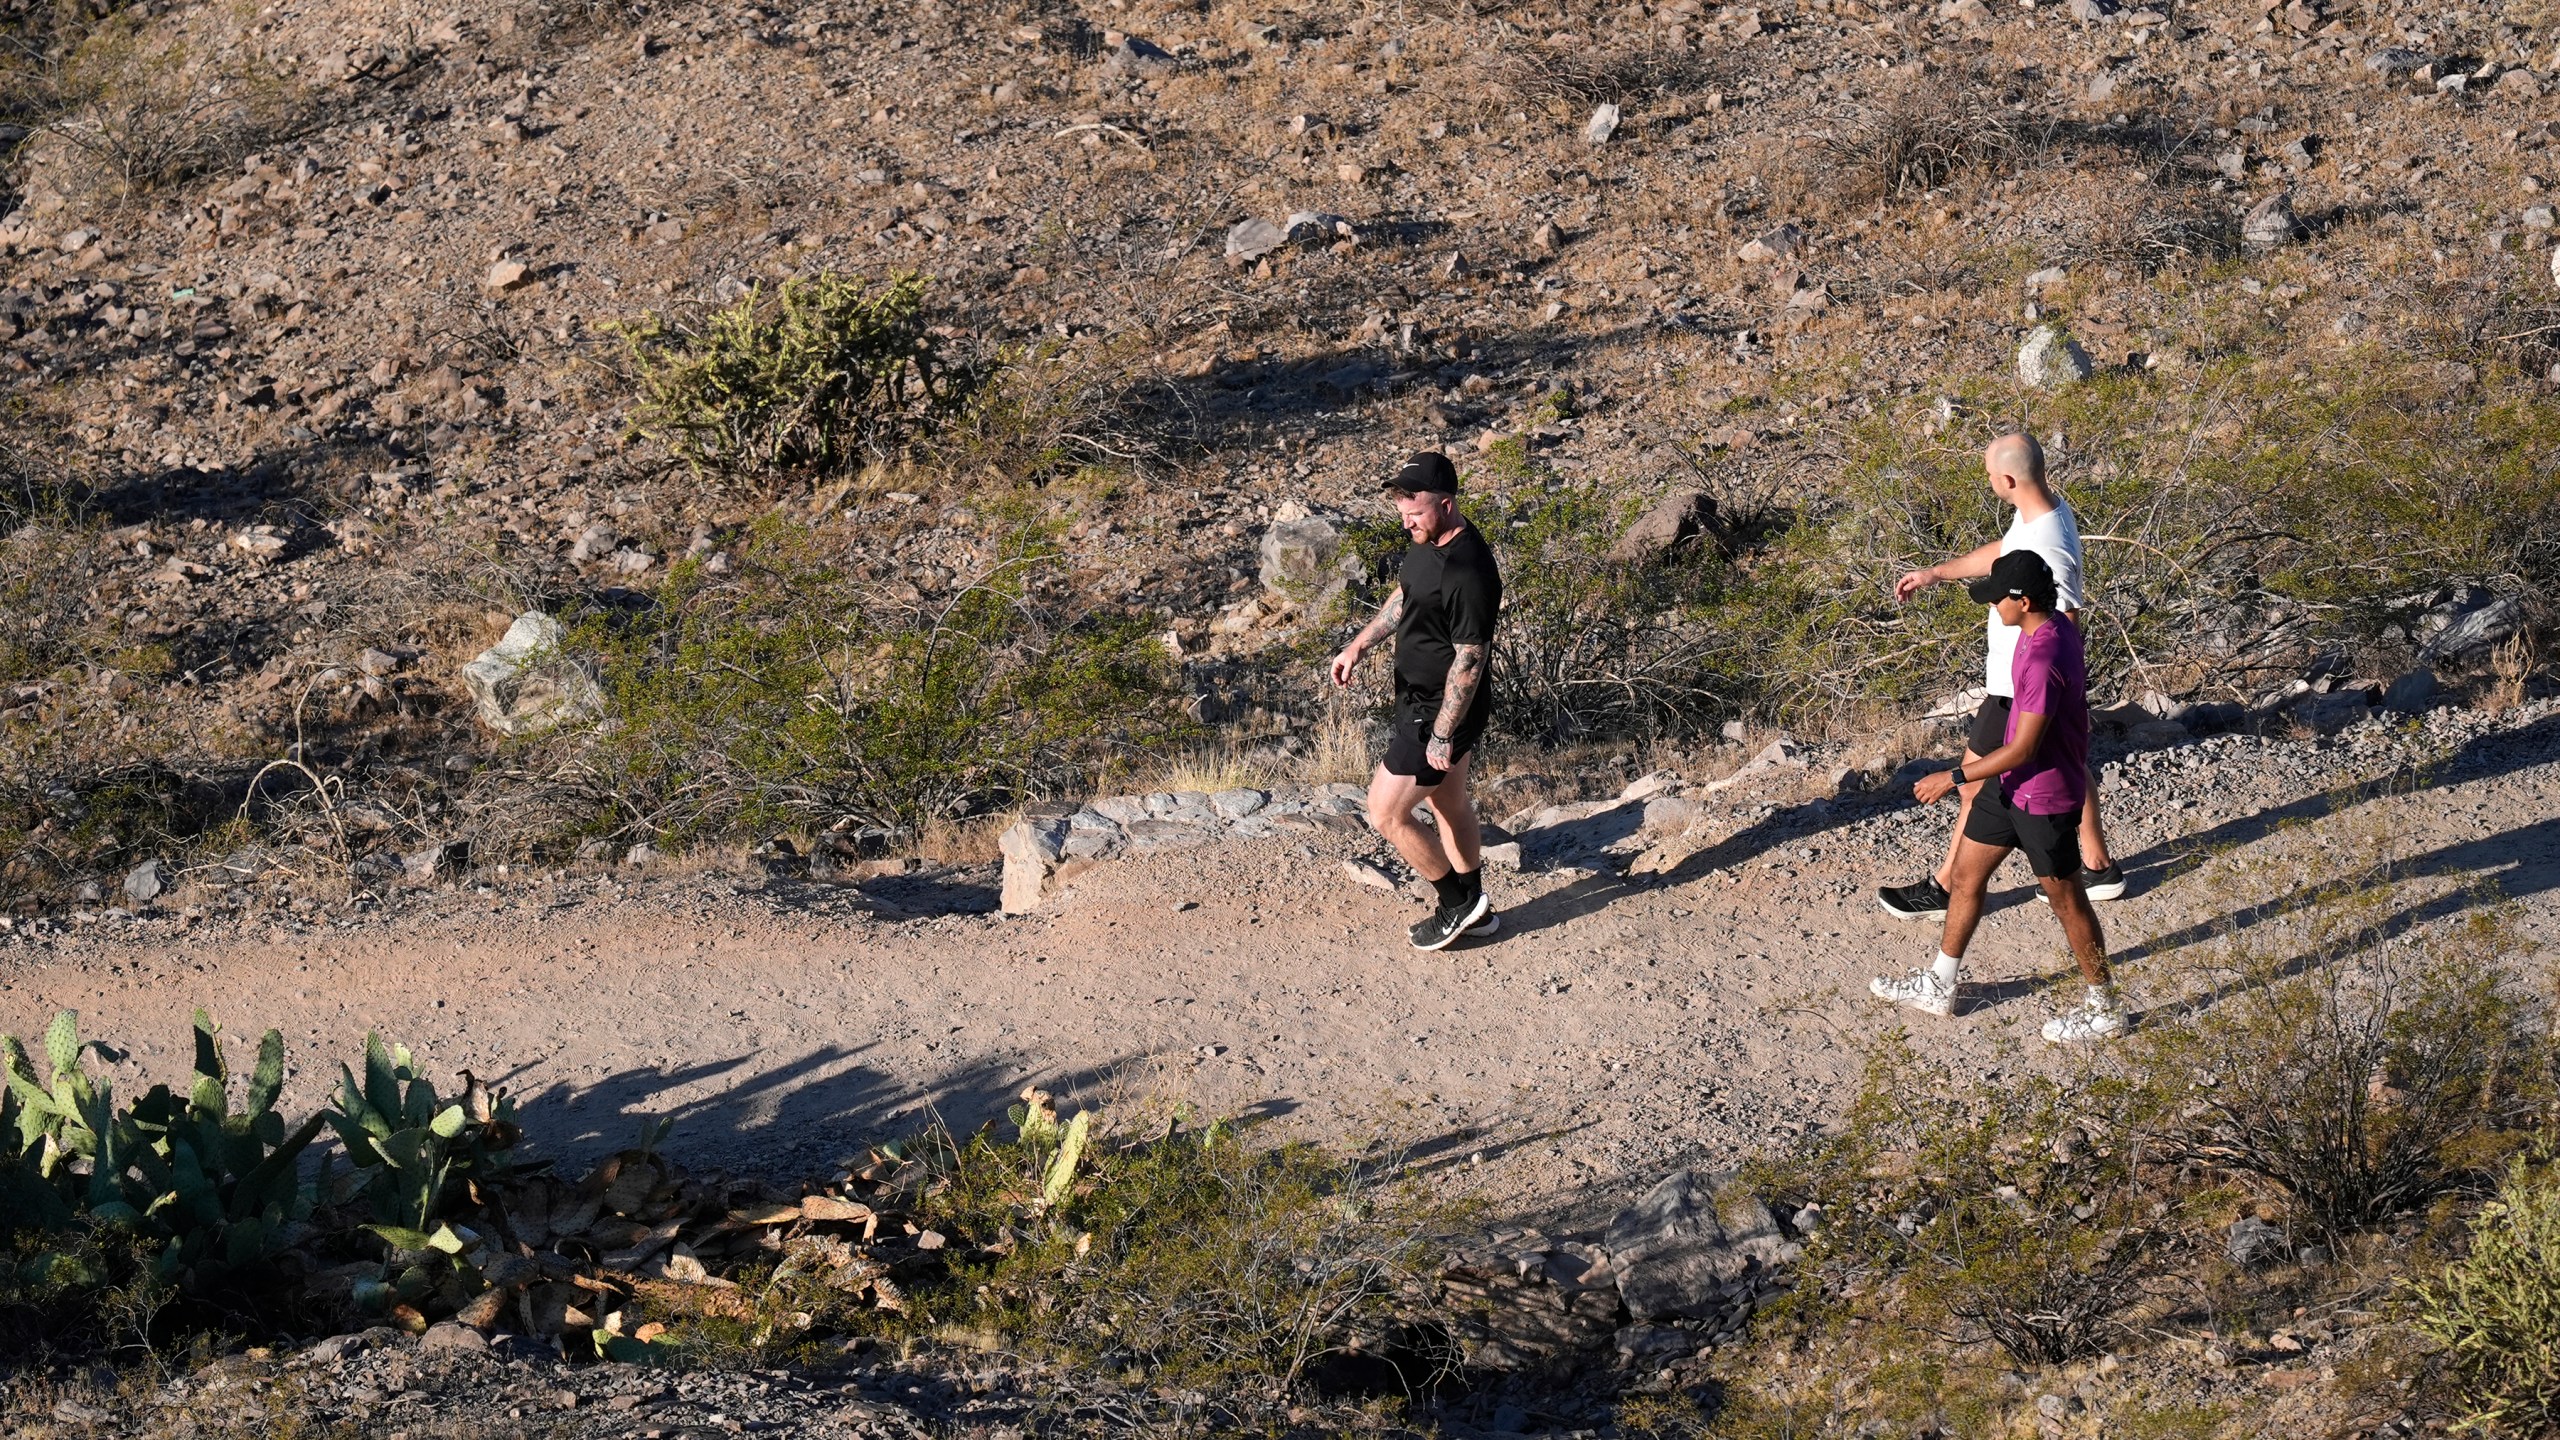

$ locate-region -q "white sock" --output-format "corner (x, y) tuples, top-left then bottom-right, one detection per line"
(2088, 984), (2118, 1010)
(1931, 952), (1962, 987)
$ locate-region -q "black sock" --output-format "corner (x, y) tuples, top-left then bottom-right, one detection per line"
(1453, 865), (1483, 902)
(1429, 872), (1466, 909)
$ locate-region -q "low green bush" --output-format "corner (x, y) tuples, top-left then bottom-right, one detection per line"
(2114, 902), (2542, 1237)
(1776, 1034), (2163, 1368)
(615, 271), (964, 483)
(564, 510), (1182, 840)
(1715, 356), (2560, 728)
(2411, 1156), (2560, 1434)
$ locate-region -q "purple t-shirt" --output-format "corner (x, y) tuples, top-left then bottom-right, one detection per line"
(2003, 613), (2089, 815)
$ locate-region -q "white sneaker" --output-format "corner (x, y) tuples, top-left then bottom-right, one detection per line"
(1868, 968), (1958, 1017)
(2042, 999), (2126, 1044)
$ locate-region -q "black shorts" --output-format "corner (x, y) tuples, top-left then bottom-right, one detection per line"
(1967, 694), (2013, 756)
(1384, 688), (1490, 787)
(1963, 783), (2084, 879)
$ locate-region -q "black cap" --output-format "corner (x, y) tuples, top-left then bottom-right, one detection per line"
(1967, 550), (2058, 610)
(1384, 451), (1459, 496)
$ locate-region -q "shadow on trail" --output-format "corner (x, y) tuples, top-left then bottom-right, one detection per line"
(506, 1043), (1141, 1175)
(1495, 790), (1875, 941)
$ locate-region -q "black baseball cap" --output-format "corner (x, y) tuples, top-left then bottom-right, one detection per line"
(1383, 451), (1459, 496)
(1967, 550), (2058, 610)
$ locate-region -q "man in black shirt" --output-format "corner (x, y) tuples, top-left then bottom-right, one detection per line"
(1330, 452), (1504, 951)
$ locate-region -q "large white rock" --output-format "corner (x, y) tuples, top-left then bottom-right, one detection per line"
(460, 612), (604, 738)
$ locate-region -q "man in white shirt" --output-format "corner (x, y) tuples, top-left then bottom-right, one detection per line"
(1878, 433), (2124, 919)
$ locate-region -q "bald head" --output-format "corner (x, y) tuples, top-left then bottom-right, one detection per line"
(1983, 432), (2049, 506)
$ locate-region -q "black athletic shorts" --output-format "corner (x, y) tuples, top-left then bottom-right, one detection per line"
(1384, 688), (1490, 787)
(1963, 782), (2084, 879)
(1966, 694), (2013, 757)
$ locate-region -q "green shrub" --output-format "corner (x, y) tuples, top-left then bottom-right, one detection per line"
(2412, 1157), (2560, 1434)
(1720, 358), (2560, 728)
(615, 271), (963, 483)
(566, 511), (1181, 840)
(1780, 1035), (2162, 1367)
(915, 1100), (1456, 1399)
(2116, 903), (2541, 1237)
(31, 14), (301, 199)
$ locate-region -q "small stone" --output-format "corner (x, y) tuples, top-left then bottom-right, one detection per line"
(2332, 310), (2367, 337)
(483, 260), (531, 293)
(2226, 1216), (2290, 1267)
(1584, 102), (1621, 144)
(1260, 513), (1347, 599)
(122, 859), (164, 906)
(2523, 206), (2557, 230)
(2365, 46), (2431, 77)
(1000, 817), (1072, 914)
(1104, 35), (1178, 76)
(2242, 192), (2301, 248)
(1342, 859), (1397, 891)
(1736, 224), (1804, 263)
(1610, 491), (1717, 564)
(420, 1321), (489, 1355)
(1937, 0), (1991, 22)
(1210, 789), (1268, 820)
(359, 648), (401, 676)
(2023, 265), (2069, 292)
(1532, 220), (1562, 253)
(2067, 0), (2110, 20)
(2017, 325), (2095, 386)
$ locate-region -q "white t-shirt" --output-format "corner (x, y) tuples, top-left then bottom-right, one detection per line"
(1985, 498), (2086, 698)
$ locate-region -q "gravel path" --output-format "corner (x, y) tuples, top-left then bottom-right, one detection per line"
(5, 700), (2555, 1217)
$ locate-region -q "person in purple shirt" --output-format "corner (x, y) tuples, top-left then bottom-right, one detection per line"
(1869, 551), (2124, 1043)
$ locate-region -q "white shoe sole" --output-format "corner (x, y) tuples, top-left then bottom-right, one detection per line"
(1878, 897), (1948, 921)
(1465, 913), (1501, 938)
(1412, 892), (1492, 952)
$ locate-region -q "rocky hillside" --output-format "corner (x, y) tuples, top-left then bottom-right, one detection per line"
(2, 0), (2556, 899)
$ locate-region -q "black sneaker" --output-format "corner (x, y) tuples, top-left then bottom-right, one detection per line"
(1411, 892), (1494, 951)
(1466, 911), (1501, 938)
(1878, 879), (1952, 921)
(2081, 863), (2127, 902)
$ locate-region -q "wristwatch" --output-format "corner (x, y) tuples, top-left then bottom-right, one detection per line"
(1947, 763), (1968, 786)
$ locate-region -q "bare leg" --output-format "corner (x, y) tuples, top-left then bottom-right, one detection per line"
(2078, 761), (2115, 871)
(1932, 746), (1988, 891)
(1367, 764), (1453, 881)
(2041, 874), (2113, 986)
(1421, 751), (1482, 874)
(1936, 836), (2009, 960)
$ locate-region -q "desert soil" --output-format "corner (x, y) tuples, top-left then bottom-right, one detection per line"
(6, 697), (2553, 1217)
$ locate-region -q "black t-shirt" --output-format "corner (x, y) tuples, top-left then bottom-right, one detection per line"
(1393, 522), (1502, 699)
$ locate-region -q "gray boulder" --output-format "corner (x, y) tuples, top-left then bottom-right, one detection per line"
(2420, 593), (2523, 663)
(2382, 668), (2438, 713)
(1609, 490), (1717, 564)
(461, 612), (604, 738)
(1225, 218), (1286, 262)
(2243, 191), (2302, 249)
(1259, 513), (1347, 598)
(2226, 1216), (2290, 1267)
(2300, 688), (2375, 735)
(121, 859), (164, 906)
(1104, 36), (1178, 76)
(1604, 1170), (1799, 1323)
(2017, 325), (2095, 387)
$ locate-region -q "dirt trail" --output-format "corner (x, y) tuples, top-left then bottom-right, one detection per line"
(6, 703), (2556, 1213)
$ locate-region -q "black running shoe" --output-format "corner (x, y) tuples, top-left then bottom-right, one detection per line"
(1411, 892), (1494, 951)
(2081, 863), (2127, 902)
(1878, 878), (1952, 921)
(1466, 911), (1501, 938)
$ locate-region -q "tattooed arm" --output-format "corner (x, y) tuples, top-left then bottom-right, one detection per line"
(1330, 586), (1403, 686)
(1426, 642), (1486, 770)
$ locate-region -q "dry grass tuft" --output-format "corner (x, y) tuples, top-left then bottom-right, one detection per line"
(1486, 40), (1722, 112)
(1811, 72), (2023, 206)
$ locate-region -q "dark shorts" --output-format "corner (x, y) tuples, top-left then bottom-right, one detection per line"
(1384, 688), (1490, 787)
(1964, 783), (2084, 879)
(1967, 694), (2013, 756)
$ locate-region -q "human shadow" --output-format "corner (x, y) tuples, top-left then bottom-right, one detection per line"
(1497, 788), (1883, 941)
(506, 1043), (1144, 1177)
(2114, 711), (2560, 888)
